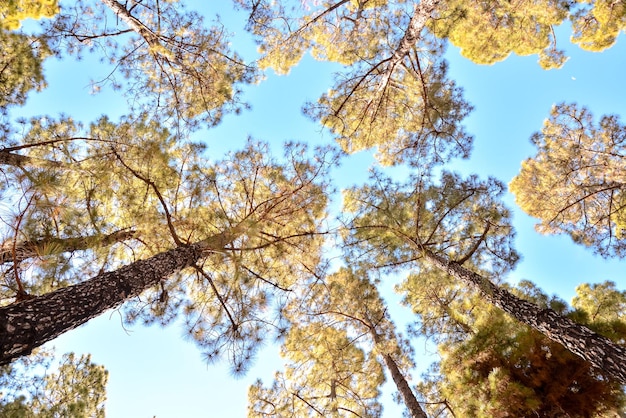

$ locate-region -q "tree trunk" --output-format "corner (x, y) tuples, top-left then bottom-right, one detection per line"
(381, 352), (428, 418)
(0, 229), (136, 265)
(369, 327), (428, 418)
(392, 0), (439, 60)
(0, 228), (240, 365)
(422, 248), (626, 385)
(100, 0), (161, 47)
(375, 0), (439, 93)
(0, 149), (63, 169)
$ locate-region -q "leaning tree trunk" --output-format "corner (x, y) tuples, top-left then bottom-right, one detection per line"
(374, 0), (439, 94)
(369, 327), (427, 418)
(0, 149), (64, 169)
(381, 352), (428, 418)
(0, 228), (240, 365)
(100, 0), (161, 47)
(422, 248), (626, 385)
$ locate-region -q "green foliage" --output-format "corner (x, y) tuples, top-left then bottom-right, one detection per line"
(1, 109), (334, 373)
(1, 114), (187, 301)
(409, 280), (625, 417)
(306, 47), (473, 167)
(510, 103), (626, 258)
(239, 0), (473, 167)
(343, 170), (518, 275)
(0, 29), (50, 112)
(44, 0), (256, 129)
(249, 263), (424, 417)
(235, 0), (397, 73)
(2, 1), (625, 415)
(0, 351), (108, 417)
(249, 324), (384, 417)
(572, 281), (626, 342)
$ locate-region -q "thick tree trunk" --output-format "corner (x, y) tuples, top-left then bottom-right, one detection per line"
(422, 248), (626, 385)
(0, 228), (239, 365)
(0, 229), (136, 265)
(381, 353), (428, 418)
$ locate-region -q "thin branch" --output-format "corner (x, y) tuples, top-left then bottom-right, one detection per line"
(10, 194), (36, 302)
(193, 265), (238, 333)
(455, 222), (491, 265)
(240, 264), (291, 292)
(111, 149), (183, 246)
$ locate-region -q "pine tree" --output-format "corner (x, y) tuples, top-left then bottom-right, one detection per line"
(250, 267), (430, 418)
(4, 1), (626, 414)
(1, 350), (107, 417)
(249, 324), (385, 417)
(0, 0), (59, 30)
(510, 103), (626, 258)
(43, 0), (256, 128)
(403, 277), (625, 417)
(428, 0), (570, 69)
(571, 0), (626, 51)
(0, 29), (50, 114)
(343, 169), (626, 384)
(237, 0), (473, 167)
(1, 115), (334, 369)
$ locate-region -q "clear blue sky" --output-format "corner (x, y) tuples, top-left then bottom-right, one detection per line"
(12, 2), (626, 416)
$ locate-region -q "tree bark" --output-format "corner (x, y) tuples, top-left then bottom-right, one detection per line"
(0, 229), (136, 265)
(369, 326), (427, 418)
(381, 352), (428, 418)
(0, 228), (240, 365)
(375, 0), (439, 93)
(100, 0), (161, 47)
(392, 0), (439, 61)
(422, 248), (626, 385)
(0, 149), (63, 169)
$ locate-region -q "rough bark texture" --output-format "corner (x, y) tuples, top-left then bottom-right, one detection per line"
(393, 0), (439, 60)
(370, 327), (427, 417)
(381, 353), (428, 418)
(0, 227), (240, 365)
(423, 248), (626, 385)
(375, 0), (439, 93)
(0, 229), (136, 265)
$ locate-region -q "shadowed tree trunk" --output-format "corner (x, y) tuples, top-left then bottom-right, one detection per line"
(0, 227), (241, 365)
(367, 311), (427, 417)
(422, 248), (626, 384)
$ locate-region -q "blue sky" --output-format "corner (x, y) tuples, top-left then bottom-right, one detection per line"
(10, 2), (626, 416)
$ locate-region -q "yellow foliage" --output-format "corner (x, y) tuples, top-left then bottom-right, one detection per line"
(571, 0), (626, 51)
(0, 0), (59, 30)
(430, 0), (570, 69)
(510, 103), (626, 257)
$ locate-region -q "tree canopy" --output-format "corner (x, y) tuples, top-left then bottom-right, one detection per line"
(1, 0), (625, 416)
(408, 279), (625, 417)
(1, 350), (107, 417)
(0, 0), (59, 30)
(510, 103), (626, 258)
